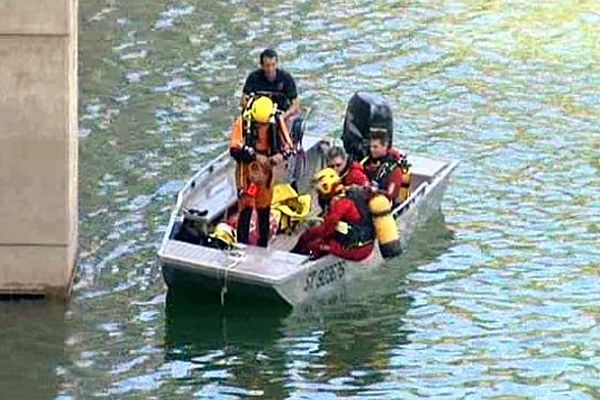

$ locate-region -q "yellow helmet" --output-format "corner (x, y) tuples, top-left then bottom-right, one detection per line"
(250, 96), (275, 124)
(211, 222), (237, 247)
(314, 167), (342, 197)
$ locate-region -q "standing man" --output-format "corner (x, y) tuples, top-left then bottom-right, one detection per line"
(240, 48), (301, 126)
(229, 96), (294, 247)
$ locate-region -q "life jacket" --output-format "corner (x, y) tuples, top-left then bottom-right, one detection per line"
(361, 153), (412, 203)
(270, 183), (312, 233)
(333, 188), (375, 249)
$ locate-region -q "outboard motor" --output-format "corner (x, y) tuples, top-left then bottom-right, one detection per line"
(342, 92), (393, 161)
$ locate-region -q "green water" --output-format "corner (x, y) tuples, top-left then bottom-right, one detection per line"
(2, 0), (599, 398)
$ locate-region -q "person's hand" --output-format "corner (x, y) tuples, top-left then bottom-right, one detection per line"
(305, 216), (323, 227)
(281, 144), (294, 158)
(369, 181), (379, 193)
(241, 145), (256, 162)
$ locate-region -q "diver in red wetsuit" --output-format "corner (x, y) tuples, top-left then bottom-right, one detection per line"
(291, 168), (374, 261)
(317, 146), (370, 215)
(326, 146), (369, 187)
(361, 130), (411, 206)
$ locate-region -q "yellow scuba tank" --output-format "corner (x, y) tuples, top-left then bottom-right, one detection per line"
(368, 194), (401, 258)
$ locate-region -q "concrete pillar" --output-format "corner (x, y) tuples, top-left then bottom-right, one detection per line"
(0, 0), (78, 297)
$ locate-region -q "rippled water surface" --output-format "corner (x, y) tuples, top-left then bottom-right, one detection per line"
(2, 0), (600, 398)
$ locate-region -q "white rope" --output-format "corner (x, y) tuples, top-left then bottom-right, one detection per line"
(220, 251), (244, 306)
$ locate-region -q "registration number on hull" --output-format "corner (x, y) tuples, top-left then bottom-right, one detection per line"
(303, 261), (346, 291)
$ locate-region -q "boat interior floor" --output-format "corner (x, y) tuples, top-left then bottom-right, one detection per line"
(177, 158), (434, 255)
(234, 190), (322, 253)
(269, 224), (307, 252)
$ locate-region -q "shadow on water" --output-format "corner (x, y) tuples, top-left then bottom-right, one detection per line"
(164, 292), (292, 397)
(163, 211), (453, 396)
(0, 300), (66, 400)
(164, 292), (290, 358)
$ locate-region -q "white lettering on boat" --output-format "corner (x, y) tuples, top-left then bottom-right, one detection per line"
(303, 261), (346, 291)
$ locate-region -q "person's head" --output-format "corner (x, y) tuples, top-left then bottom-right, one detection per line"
(314, 167), (342, 198)
(369, 129), (391, 159)
(259, 48), (278, 82)
(326, 146), (349, 175)
(249, 96), (275, 125)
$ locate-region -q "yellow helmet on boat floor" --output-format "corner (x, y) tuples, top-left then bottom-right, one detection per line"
(250, 96), (275, 123)
(211, 222), (237, 247)
(314, 167), (341, 196)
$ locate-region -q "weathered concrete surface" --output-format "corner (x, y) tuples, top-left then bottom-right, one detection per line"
(0, 246), (72, 295)
(0, 0), (70, 35)
(0, 0), (78, 297)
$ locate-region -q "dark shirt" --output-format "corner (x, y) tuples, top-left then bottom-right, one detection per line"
(242, 68), (297, 110)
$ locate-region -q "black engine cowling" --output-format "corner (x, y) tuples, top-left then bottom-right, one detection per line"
(342, 92), (393, 161)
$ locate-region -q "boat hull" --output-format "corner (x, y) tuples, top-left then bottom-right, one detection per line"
(162, 262), (288, 305)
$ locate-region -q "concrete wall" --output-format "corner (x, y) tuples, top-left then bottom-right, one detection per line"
(0, 0), (78, 297)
